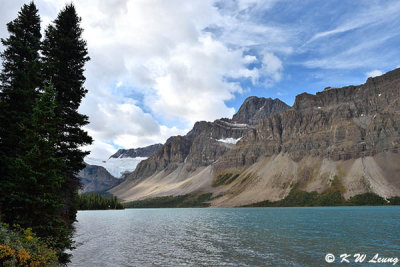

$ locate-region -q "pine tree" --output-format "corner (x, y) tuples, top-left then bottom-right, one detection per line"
(42, 4), (93, 228)
(1, 3), (92, 263)
(14, 83), (72, 256)
(0, 2), (41, 219)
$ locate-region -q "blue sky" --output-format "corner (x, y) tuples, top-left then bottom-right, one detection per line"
(223, 0), (400, 108)
(1, 0), (400, 159)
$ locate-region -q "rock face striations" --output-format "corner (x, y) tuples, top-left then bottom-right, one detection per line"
(122, 97), (289, 181)
(232, 97), (289, 124)
(216, 68), (400, 170)
(111, 69), (400, 206)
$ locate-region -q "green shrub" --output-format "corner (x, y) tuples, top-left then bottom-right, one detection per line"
(315, 190), (346, 206)
(347, 193), (386, 206)
(279, 190), (319, 206)
(388, 196), (400, 205)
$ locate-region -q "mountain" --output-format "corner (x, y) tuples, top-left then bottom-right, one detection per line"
(232, 96), (289, 124)
(85, 144), (163, 178)
(78, 164), (122, 193)
(110, 69), (400, 206)
(109, 143), (163, 159)
(110, 97), (290, 199)
(121, 97), (289, 181)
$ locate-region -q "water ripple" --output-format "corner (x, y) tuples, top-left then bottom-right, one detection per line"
(70, 207), (400, 266)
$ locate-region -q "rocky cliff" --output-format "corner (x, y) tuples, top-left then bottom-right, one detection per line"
(109, 143), (163, 158)
(216, 68), (400, 169)
(122, 97), (289, 181)
(110, 69), (400, 206)
(232, 97), (289, 124)
(78, 164), (122, 193)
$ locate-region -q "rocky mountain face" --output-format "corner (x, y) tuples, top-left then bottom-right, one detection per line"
(215, 68), (400, 170)
(125, 97), (289, 181)
(109, 143), (163, 158)
(111, 69), (400, 206)
(232, 97), (289, 124)
(78, 164), (123, 193)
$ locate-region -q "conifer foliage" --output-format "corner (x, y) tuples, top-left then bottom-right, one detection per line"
(0, 2), (92, 264)
(42, 3), (93, 233)
(0, 3), (42, 213)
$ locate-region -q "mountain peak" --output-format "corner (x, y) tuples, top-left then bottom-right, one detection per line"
(232, 96), (289, 124)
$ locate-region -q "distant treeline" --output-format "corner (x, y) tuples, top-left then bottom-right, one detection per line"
(245, 190), (400, 207)
(123, 190), (400, 209)
(124, 193), (212, 208)
(78, 193), (124, 210)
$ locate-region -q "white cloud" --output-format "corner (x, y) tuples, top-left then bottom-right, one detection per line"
(302, 1), (400, 71)
(302, 34), (397, 70)
(261, 52), (283, 85)
(0, 0), (290, 158)
(80, 92), (187, 157)
(83, 140), (117, 161)
(366, 70), (383, 78)
(72, 0), (287, 139)
(3, 0), (400, 159)
(113, 125), (187, 149)
(145, 35), (255, 124)
(308, 2), (400, 44)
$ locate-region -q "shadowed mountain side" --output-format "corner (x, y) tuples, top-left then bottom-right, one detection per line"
(78, 164), (122, 193)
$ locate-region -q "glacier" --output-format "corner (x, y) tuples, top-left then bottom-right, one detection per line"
(84, 157), (147, 178)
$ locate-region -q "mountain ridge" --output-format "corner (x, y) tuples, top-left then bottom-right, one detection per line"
(110, 68), (400, 206)
(109, 143), (163, 159)
(123, 97), (289, 182)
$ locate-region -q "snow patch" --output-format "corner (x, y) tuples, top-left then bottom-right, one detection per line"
(217, 137), (242, 144)
(222, 121), (248, 128)
(84, 157), (147, 178)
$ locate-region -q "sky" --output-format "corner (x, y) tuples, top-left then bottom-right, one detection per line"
(1, 0), (400, 160)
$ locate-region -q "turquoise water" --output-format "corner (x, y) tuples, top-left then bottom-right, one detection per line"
(70, 207), (400, 266)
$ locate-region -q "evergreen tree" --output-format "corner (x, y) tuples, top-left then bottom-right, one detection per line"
(78, 193), (124, 210)
(0, 3), (92, 263)
(14, 83), (72, 257)
(42, 4), (93, 227)
(0, 2), (41, 219)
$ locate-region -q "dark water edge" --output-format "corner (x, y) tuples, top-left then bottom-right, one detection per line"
(70, 206), (400, 266)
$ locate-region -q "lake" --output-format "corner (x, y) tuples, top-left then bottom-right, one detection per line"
(70, 207), (400, 266)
